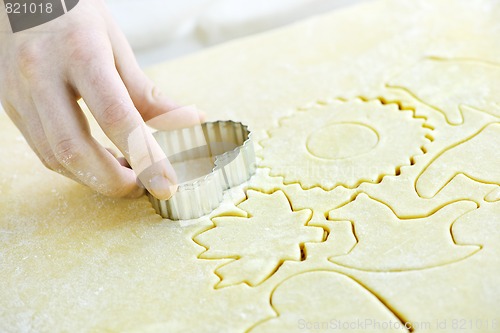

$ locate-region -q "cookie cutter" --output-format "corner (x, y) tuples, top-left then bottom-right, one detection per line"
(148, 121), (256, 220)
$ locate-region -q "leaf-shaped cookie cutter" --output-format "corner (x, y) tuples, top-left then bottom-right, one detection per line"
(148, 121), (256, 220)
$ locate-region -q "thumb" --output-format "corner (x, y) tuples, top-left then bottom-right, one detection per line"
(121, 64), (205, 130)
(108, 12), (205, 130)
(107, 15), (205, 130)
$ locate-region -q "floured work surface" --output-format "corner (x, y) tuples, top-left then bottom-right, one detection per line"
(1, 0), (500, 332)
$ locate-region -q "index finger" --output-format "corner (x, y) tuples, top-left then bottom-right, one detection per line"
(72, 59), (177, 200)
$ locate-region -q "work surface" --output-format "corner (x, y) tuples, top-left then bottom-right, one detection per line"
(1, 0), (500, 332)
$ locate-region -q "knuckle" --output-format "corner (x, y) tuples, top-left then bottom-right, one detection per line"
(139, 80), (157, 105)
(65, 29), (107, 66)
(42, 154), (62, 171)
(72, 49), (94, 67)
(100, 101), (133, 129)
(16, 42), (42, 78)
(64, 27), (87, 47)
(69, 44), (95, 67)
(53, 137), (84, 166)
(31, 144), (63, 172)
(45, 160), (70, 178)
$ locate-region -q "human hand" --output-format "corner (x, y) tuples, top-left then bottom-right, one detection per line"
(0, 0), (203, 199)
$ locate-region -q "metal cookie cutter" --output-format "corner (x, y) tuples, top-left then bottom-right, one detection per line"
(148, 121), (256, 220)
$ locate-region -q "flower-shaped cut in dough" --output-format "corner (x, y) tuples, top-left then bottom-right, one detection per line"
(259, 99), (431, 189)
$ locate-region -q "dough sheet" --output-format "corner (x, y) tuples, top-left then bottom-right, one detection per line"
(1, 0), (499, 332)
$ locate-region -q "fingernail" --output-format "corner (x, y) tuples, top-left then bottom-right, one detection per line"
(150, 175), (177, 200)
(198, 109), (207, 123)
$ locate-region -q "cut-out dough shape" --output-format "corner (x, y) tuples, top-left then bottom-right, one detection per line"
(194, 190), (325, 287)
(452, 201), (500, 248)
(247, 170), (358, 260)
(358, 102), (500, 216)
(4, 0), (500, 330)
(306, 122), (378, 159)
(306, 220), (357, 258)
(280, 184), (358, 259)
(486, 187), (500, 202)
(362, 172), (499, 218)
(416, 123), (500, 198)
(259, 99), (430, 189)
(249, 271), (408, 332)
(328, 194), (479, 271)
(389, 58), (500, 124)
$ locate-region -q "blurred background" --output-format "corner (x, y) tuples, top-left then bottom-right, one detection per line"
(107, 0), (368, 67)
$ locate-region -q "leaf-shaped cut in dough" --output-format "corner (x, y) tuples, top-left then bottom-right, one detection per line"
(194, 190), (325, 287)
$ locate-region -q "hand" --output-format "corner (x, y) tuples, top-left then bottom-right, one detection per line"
(0, 0), (202, 199)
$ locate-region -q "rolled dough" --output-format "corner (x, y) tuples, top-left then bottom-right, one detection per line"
(1, 0), (499, 332)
